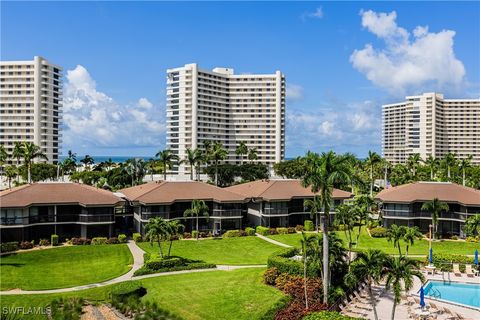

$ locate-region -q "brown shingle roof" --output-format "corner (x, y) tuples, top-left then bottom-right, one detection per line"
(375, 182), (480, 206)
(0, 183), (124, 208)
(225, 179), (353, 201)
(119, 181), (245, 204)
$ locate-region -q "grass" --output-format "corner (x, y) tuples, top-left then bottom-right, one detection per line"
(0, 268), (285, 320)
(138, 236), (281, 265)
(0, 244), (133, 290)
(268, 229), (480, 256)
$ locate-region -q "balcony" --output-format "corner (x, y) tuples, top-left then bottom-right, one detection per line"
(78, 215), (114, 223)
(211, 209), (243, 217)
(140, 212), (169, 220)
(382, 210), (469, 221)
(263, 207), (289, 215)
(0, 214), (114, 226)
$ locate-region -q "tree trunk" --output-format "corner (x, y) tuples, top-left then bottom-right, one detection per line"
(315, 213), (319, 233)
(322, 214), (329, 304)
(304, 256), (309, 309)
(448, 166), (451, 179)
(397, 243), (402, 256)
(463, 168), (466, 186)
(168, 239), (173, 257)
(214, 160), (218, 186)
(431, 168), (434, 180)
(196, 216), (199, 240)
(391, 299), (397, 320)
(370, 166), (373, 197)
(163, 165), (167, 181)
(28, 163), (32, 183)
(368, 282), (378, 320)
(158, 240), (163, 258)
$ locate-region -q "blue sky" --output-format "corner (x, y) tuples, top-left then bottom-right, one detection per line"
(2, 1), (479, 158)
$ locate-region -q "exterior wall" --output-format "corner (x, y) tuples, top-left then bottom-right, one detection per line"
(166, 63), (286, 175)
(382, 92), (480, 165)
(0, 56), (63, 164)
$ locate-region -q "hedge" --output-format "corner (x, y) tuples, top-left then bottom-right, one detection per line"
(110, 280), (146, 300)
(304, 220), (314, 232)
(267, 248), (317, 277)
(276, 227), (289, 235)
(118, 234), (127, 243)
(133, 233), (142, 242)
(51, 234), (59, 246)
(370, 227), (387, 238)
(256, 226), (270, 236)
(245, 227), (256, 236)
(223, 230), (247, 238)
(92, 237), (107, 245)
(302, 311), (360, 320)
(134, 256), (215, 276)
(259, 295), (292, 320)
(429, 253), (475, 272)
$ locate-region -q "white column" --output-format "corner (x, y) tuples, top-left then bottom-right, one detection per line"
(33, 56), (42, 149)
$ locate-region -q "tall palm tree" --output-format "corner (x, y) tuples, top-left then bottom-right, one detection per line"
(334, 203), (355, 262)
(353, 194), (374, 246)
(346, 249), (388, 320)
(421, 198), (449, 240)
(210, 142), (228, 186)
(4, 165), (17, 189)
(442, 153), (457, 180)
(195, 153), (205, 181)
(80, 154), (95, 171)
(144, 217), (169, 258)
(301, 151), (352, 304)
(166, 220), (184, 257)
(464, 215), (480, 237)
(184, 200), (209, 240)
(406, 153), (422, 177)
(365, 151), (381, 196)
(384, 256), (425, 320)
(235, 141), (248, 165)
(424, 155), (438, 181)
(300, 232), (314, 309)
(183, 148), (201, 181)
(403, 226), (423, 257)
(304, 195), (322, 233)
(155, 149), (179, 181)
(343, 152), (363, 194)
(125, 158), (146, 186)
(247, 147), (258, 164)
(0, 144), (8, 186)
(145, 158), (158, 181)
(21, 142), (48, 183)
(458, 155), (472, 186)
(12, 142), (23, 166)
(386, 224), (406, 256)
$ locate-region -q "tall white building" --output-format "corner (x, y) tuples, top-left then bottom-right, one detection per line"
(166, 63), (285, 175)
(382, 92), (480, 165)
(0, 56), (63, 164)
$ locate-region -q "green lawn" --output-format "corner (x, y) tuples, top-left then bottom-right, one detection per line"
(1, 268), (285, 320)
(138, 236), (281, 265)
(268, 230), (480, 256)
(0, 244), (133, 290)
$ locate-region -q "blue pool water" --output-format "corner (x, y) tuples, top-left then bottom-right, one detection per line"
(424, 281), (480, 308)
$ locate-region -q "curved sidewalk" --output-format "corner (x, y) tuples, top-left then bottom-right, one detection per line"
(255, 233), (293, 248)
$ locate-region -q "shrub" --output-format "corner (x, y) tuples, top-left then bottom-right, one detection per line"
(92, 237), (108, 245)
(19, 241), (34, 250)
(263, 267), (280, 285)
(256, 226), (270, 236)
(71, 237), (91, 245)
(143, 252), (151, 262)
(367, 220), (380, 229)
(335, 224), (349, 231)
(302, 311), (359, 320)
(106, 237), (119, 244)
(288, 227), (296, 234)
(223, 230), (247, 238)
(110, 280), (146, 301)
(183, 232), (192, 239)
(430, 253), (474, 272)
(134, 256), (216, 276)
(269, 228), (279, 235)
(133, 233), (143, 242)
(118, 234), (127, 243)
(276, 227), (289, 235)
(49, 297), (84, 319)
(466, 236), (479, 243)
(39, 239), (50, 246)
(295, 225), (304, 232)
(370, 227), (388, 238)
(267, 248), (317, 278)
(51, 234), (59, 246)
(192, 230), (199, 239)
(199, 231), (207, 238)
(450, 235), (459, 240)
(245, 227), (256, 236)
(304, 220), (314, 231)
(260, 295), (292, 320)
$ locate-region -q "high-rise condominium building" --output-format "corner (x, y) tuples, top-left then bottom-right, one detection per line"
(382, 92), (480, 165)
(0, 56), (63, 164)
(166, 63), (285, 175)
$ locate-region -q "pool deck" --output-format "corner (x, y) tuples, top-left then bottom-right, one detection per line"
(361, 271), (480, 320)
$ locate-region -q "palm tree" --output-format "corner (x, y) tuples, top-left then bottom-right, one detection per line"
(235, 141), (248, 165)
(0, 144), (8, 186)
(424, 155), (438, 180)
(386, 224), (406, 256)
(346, 249), (388, 320)
(343, 152), (364, 194)
(183, 148), (201, 181)
(353, 194), (374, 246)
(464, 215), (480, 237)
(304, 195), (322, 233)
(403, 226), (423, 257)
(144, 217), (169, 258)
(210, 142), (228, 186)
(184, 200), (209, 240)
(80, 155), (95, 171)
(406, 153), (422, 177)
(195, 153), (205, 181)
(20, 142), (48, 183)
(421, 198), (449, 240)
(12, 142), (23, 166)
(155, 149), (179, 181)
(384, 256), (425, 320)
(145, 158), (158, 181)
(365, 151), (381, 196)
(125, 158), (146, 186)
(166, 220), (184, 257)
(301, 151), (352, 304)
(4, 165), (17, 189)
(300, 232), (314, 309)
(442, 153), (457, 180)
(334, 203), (355, 262)
(458, 156), (472, 186)
(247, 147), (258, 164)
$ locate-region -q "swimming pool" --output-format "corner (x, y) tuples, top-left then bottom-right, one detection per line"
(424, 281), (480, 308)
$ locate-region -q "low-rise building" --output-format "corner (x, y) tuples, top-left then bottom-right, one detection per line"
(375, 182), (480, 236)
(225, 179), (353, 228)
(0, 183), (126, 242)
(119, 181), (246, 235)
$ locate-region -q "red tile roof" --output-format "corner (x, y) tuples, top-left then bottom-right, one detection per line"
(375, 182), (480, 206)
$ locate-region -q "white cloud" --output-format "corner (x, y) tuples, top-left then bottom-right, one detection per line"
(62, 65), (165, 151)
(350, 10), (466, 94)
(286, 84), (304, 100)
(302, 7), (324, 20)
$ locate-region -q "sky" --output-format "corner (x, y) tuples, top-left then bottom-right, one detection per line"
(2, 1), (479, 158)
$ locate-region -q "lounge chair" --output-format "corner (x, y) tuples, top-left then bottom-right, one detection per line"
(406, 296), (416, 306)
(452, 263), (462, 277)
(442, 307), (456, 320)
(465, 265), (476, 277)
(428, 302), (442, 314)
(455, 312), (466, 320)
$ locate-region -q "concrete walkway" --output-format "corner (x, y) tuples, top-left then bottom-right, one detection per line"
(255, 233), (293, 248)
(0, 241), (267, 296)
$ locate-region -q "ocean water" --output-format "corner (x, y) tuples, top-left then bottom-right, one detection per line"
(59, 155), (151, 164)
